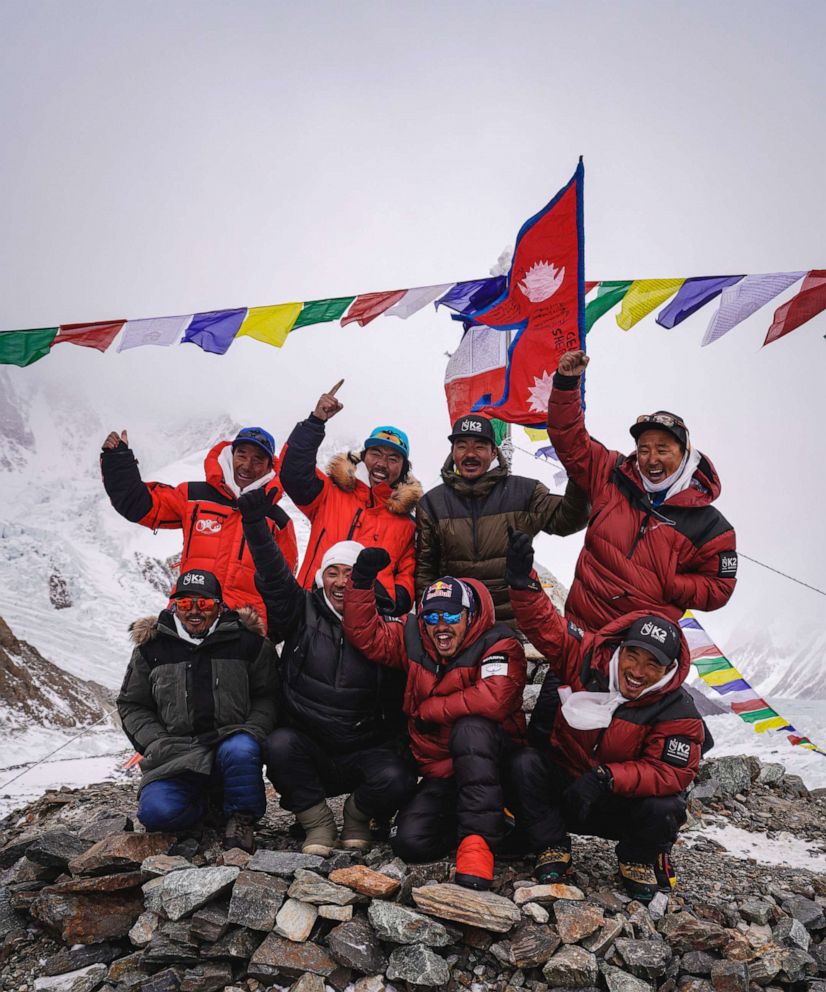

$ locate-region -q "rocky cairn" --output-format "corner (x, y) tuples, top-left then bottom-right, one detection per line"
(1, 755), (825, 992)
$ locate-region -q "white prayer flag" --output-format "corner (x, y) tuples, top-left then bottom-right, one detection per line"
(702, 273), (804, 346)
(117, 315), (193, 352)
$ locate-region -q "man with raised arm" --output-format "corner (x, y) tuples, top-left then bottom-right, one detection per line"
(280, 383), (422, 616)
(100, 426), (297, 617)
(547, 350), (737, 629)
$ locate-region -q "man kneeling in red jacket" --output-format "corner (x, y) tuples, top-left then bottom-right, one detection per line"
(505, 531), (703, 902)
(343, 548), (527, 890)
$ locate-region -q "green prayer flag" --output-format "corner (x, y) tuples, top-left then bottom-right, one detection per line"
(293, 297), (355, 329)
(491, 419), (508, 446)
(0, 327), (58, 366)
(585, 281), (632, 332)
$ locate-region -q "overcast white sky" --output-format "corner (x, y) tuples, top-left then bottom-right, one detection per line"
(1, 0), (825, 652)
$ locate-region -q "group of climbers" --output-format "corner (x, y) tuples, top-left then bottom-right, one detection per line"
(107, 351), (738, 902)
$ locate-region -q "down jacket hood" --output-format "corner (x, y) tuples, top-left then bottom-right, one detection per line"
(129, 605), (266, 645)
(327, 451), (422, 515)
(203, 440), (284, 500)
(415, 576), (498, 663)
(580, 609), (692, 706)
(620, 449), (722, 506)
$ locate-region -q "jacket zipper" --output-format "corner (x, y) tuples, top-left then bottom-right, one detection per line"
(237, 535), (246, 560)
(469, 500), (480, 556)
(347, 508), (363, 540)
(305, 527), (327, 578)
(185, 505), (200, 554)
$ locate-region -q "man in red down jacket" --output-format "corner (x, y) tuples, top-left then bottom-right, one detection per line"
(342, 547), (527, 891)
(505, 530), (703, 902)
(101, 426), (297, 617)
(548, 349), (737, 630)
(279, 387), (422, 616)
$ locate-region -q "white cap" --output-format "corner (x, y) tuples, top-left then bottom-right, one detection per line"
(314, 540), (365, 587)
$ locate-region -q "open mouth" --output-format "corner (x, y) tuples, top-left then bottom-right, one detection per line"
(460, 458), (481, 470)
(623, 671), (646, 694)
(434, 631), (454, 651)
(329, 588), (345, 603)
(370, 467), (389, 482)
(645, 465), (665, 482)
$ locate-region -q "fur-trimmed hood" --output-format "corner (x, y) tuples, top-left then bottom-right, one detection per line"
(129, 605), (266, 645)
(326, 451), (423, 515)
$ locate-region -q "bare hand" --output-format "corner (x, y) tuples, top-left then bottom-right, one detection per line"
(313, 382), (344, 422)
(102, 430), (129, 450)
(557, 350), (589, 377)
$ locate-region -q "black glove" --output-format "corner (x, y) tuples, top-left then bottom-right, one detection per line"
(352, 547), (391, 588)
(414, 717), (439, 735)
(238, 489), (272, 522)
(562, 766), (613, 821)
(506, 527), (535, 589)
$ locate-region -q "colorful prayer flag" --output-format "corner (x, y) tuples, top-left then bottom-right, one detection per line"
(117, 315), (192, 352)
(763, 270), (826, 346)
(585, 281), (632, 331)
(53, 320), (126, 352)
(293, 297), (355, 329)
(444, 324), (507, 424)
(463, 161), (585, 425)
(182, 308), (247, 355)
(655, 276), (744, 329)
(523, 426), (548, 441)
(702, 272), (805, 346)
(341, 290), (406, 327)
(436, 279), (497, 313)
(0, 327), (58, 366)
(237, 303), (302, 348)
(385, 284), (453, 319)
(616, 279), (684, 331)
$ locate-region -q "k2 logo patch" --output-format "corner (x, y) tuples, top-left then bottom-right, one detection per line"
(567, 621), (584, 641)
(718, 552), (738, 578)
(661, 735), (692, 768)
(481, 653), (508, 679)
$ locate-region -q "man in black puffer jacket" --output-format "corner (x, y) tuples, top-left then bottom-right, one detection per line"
(239, 489), (416, 857)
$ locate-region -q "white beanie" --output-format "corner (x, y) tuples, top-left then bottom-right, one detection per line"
(314, 540), (365, 588)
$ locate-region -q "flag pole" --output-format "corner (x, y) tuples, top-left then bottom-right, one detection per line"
(500, 328), (514, 469)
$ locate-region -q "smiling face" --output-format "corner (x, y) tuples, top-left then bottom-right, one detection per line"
(322, 563), (352, 614)
(635, 429), (684, 485)
(232, 442), (272, 489)
(617, 644), (669, 699)
(363, 445), (404, 487)
(423, 610), (470, 659)
(452, 437), (495, 480)
(175, 596), (222, 636)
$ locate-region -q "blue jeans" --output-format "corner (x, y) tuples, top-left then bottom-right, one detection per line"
(138, 732), (265, 832)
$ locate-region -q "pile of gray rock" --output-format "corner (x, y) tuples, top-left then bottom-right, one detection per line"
(0, 754), (824, 992)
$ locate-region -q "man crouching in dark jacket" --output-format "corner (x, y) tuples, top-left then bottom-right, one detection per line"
(504, 531), (704, 902)
(117, 568), (278, 853)
(239, 490), (416, 857)
(343, 548), (527, 891)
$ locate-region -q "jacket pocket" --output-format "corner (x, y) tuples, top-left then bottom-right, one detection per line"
(212, 657), (251, 726)
(149, 664), (190, 735)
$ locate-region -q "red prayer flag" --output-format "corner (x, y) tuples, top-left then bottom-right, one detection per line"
(466, 161), (585, 425)
(341, 290), (406, 327)
(763, 270), (826, 346)
(53, 320), (126, 352)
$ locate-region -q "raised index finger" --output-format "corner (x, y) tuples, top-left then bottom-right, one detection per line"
(328, 379), (345, 397)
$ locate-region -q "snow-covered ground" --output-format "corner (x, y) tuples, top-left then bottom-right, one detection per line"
(687, 823), (826, 871)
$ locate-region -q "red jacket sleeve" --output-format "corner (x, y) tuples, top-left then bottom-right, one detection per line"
(138, 482), (189, 530)
(547, 375), (619, 502)
(509, 584), (582, 684)
(417, 638), (526, 726)
(669, 527), (737, 614)
(606, 717), (703, 797)
(342, 583), (408, 670)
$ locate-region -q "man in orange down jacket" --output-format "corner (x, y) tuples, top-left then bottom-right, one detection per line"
(100, 426), (297, 617)
(504, 530), (704, 902)
(280, 387), (422, 616)
(547, 349), (737, 631)
(343, 547), (527, 891)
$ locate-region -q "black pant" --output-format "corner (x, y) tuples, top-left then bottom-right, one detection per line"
(506, 747), (687, 862)
(391, 716), (513, 863)
(264, 727), (416, 819)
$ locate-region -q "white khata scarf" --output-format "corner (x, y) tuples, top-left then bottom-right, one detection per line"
(560, 648), (678, 731)
(638, 444), (702, 500)
(173, 614), (220, 644)
(218, 445), (275, 498)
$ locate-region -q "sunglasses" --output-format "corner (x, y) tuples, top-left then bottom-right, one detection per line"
(636, 413), (686, 431)
(175, 597), (219, 611)
(422, 611), (465, 626)
(373, 430), (404, 447)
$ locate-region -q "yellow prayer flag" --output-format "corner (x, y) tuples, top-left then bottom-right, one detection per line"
(616, 279), (684, 331)
(753, 715), (792, 734)
(238, 303), (303, 348)
(523, 426), (548, 442)
(701, 668), (746, 687)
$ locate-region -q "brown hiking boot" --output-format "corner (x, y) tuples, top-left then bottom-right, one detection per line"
(535, 838), (572, 883)
(619, 852), (677, 902)
(222, 813), (256, 854)
(341, 794), (373, 851)
(296, 800), (337, 856)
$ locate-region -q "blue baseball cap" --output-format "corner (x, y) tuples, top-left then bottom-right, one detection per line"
(232, 427), (275, 461)
(363, 425), (410, 459)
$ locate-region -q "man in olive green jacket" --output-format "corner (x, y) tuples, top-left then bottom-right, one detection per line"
(117, 568), (278, 852)
(415, 415), (589, 626)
